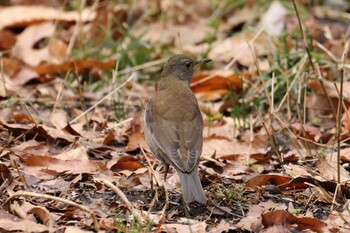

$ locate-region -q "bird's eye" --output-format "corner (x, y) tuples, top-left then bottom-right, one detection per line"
(185, 63), (191, 69)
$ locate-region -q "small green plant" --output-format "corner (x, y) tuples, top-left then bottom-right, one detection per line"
(111, 210), (153, 233)
(243, 158), (256, 166)
(290, 208), (302, 214)
(215, 184), (246, 204)
(113, 98), (126, 121)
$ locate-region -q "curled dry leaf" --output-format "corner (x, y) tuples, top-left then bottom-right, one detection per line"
(0, 6), (96, 30)
(262, 210), (329, 233)
(12, 22), (55, 66)
(245, 174), (309, 193)
(191, 71), (249, 95)
(293, 176), (350, 198)
(236, 200), (286, 231)
(110, 156), (144, 172)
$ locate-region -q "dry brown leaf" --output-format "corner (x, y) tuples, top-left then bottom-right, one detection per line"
(259, 1), (287, 36)
(208, 32), (269, 68)
(0, 6), (96, 30)
(202, 135), (261, 157)
(219, 7), (258, 34)
(292, 176), (350, 199)
(236, 200), (286, 231)
(326, 209), (350, 230)
(0, 219), (48, 232)
(55, 147), (89, 161)
(245, 174), (309, 193)
(64, 226), (94, 233)
(24, 155), (106, 174)
(317, 157), (350, 183)
(191, 71), (249, 94)
(0, 29), (16, 50)
(48, 38), (68, 58)
(126, 131), (148, 152)
(161, 219), (207, 233)
(2, 57), (22, 77)
(141, 19), (211, 47)
(110, 156), (144, 172)
(0, 163), (12, 185)
(208, 219), (236, 233)
(309, 80), (350, 100)
(30, 58), (115, 75)
(0, 210), (20, 221)
(262, 210), (328, 233)
(305, 94), (338, 128)
(11, 67), (40, 86)
(50, 109), (69, 130)
(12, 22), (55, 66)
(291, 123), (324, 142)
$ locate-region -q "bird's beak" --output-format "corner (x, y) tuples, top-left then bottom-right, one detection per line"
(195, 58), (212, 68)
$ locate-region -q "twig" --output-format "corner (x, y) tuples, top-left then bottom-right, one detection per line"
(140, 146), (168, 220)
(293, 0), (337, 119)
(69, 73), (136, 124)
(117, 58), (167, 76)
(94, 177), (143, 224)
(337, 39), (349, 184)
(4, 190), (99, 231)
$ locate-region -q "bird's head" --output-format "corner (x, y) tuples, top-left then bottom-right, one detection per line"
(162, 54), (211, 83)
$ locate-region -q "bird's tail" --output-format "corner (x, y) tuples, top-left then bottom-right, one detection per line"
(177, 169), (206, 204)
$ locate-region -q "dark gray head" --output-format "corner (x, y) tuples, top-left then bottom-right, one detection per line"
(161, 54), (211, 83)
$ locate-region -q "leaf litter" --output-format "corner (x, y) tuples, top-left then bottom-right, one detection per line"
(1, 0), (350, 232)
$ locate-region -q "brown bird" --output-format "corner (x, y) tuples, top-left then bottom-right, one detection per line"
(144, 54), (211, 204)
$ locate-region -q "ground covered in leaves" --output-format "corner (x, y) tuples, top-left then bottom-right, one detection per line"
(1, 0), (350, 232)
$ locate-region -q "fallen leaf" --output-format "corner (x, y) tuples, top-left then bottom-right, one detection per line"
(245, 174), (309, 193)
(191, 71), (249, 94)
(208, 32), (269, 68)
(0, 163), (12, 185)
(12, 22), (56, 66)
(0, 6), (96, 30)
(110, 156), (144, 172)
(161, 219), (207, 233)
(262, 210), (328, 233)
(0, 219), (48, 232)
(236, 200), (286, 231)
(317, 157), (350, 183)
(0, 29), (16, 50)
(259, 1), (287, 36)
(30, 58), (115, 75)
(24, 155), (106, 174)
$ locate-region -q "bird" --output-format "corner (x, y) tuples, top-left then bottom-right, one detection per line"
(144, 54), (211, 204)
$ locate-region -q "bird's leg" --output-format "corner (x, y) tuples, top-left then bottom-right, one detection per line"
(181, 192), (190, 217)
(150, 171), (154, 193)
(163, 163), (170, 182)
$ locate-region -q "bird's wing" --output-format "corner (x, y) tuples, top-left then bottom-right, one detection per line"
(145, 99), (203, 173)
